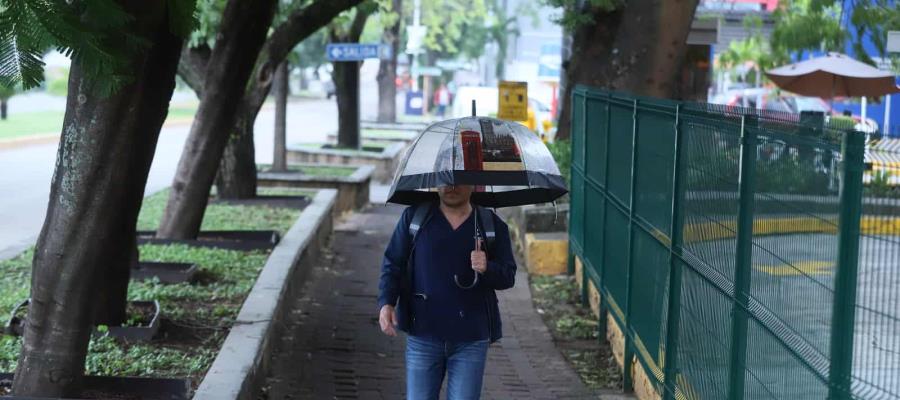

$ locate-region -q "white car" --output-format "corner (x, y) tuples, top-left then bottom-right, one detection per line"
(451, 86), (554, 136)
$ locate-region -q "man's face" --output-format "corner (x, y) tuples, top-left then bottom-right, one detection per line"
(437, 185), (474, 207)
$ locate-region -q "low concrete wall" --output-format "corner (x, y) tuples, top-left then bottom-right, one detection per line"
(326, 131), (417, 146)
(193, 189), (337, 400)
(360, 120), (430, 131)
(286, 143), (405, 183)
(578, 255), (661, 400)
(258, 165), (374, 214)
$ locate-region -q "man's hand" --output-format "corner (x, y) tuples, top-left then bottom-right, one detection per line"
(379, 305), (398, 337)
(471, 237), (487, 273)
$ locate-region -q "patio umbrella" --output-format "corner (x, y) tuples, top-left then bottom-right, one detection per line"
(387, 116), (568, 208)
(765, 52), (900, 98)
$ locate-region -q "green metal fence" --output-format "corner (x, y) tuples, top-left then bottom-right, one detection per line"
(568, 86), (899, 400)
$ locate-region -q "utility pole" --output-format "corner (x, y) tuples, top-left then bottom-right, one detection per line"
(410, 0), (422, 91)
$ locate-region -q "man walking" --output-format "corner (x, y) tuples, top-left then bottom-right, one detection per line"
(378, 185), (517, 400)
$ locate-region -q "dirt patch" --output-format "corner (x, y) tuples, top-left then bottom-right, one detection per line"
(528, 275), (623, 390)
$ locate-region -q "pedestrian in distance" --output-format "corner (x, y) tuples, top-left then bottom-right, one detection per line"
(378, 184), (518, 400)
(435, 82), (451, 117)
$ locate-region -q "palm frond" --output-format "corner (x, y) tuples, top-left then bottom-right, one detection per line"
(0, 0), (197, 95)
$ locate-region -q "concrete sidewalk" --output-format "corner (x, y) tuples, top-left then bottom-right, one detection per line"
(263, 205), (622, 399)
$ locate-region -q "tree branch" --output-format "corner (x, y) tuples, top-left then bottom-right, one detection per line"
(242, 0), (365, 116)
(348, 6), (371, 42)
(177, 44), (211, 97)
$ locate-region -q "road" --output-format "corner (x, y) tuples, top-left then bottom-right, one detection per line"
(0, 96), (342, 261)
(682, 233), (899, 398)
(0, 58), (387, 261)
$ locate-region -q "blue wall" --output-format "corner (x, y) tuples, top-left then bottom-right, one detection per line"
(831, 91), (900, 137)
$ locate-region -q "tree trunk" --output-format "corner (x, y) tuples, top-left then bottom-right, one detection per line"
(555, 0), (698, 140)
(376, 0), (401, 123)
(604, 0), (699, 97)
(330, 9), (370, 149)
(175, 0), (365, 210)
(11, 2), (182, 396)
(273, 61), (289, 171)
(556, 7), (624, 141)
(0, 98), (7, 120)
(90, 241), (137, 326)
(157, 0), (278, 239)
(215, 117), (258, 198)
(334, 60), (361, 149)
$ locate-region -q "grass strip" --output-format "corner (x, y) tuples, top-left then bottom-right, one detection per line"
(0, 105), (197, 141)
(257, 164), (357, 178)
(0, 188), (302, 385)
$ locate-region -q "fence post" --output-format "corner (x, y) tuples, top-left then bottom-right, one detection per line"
(570, 89), (585, 305)
(726, 115), (758, 400)
(577, 89), (588, 281)
(827, 130), (865, 400)
(581, 260), (589, 308)
(597, 92), (612, 343)
(622, 98), (640, 392)
(662, 105), (687, 400)
(567, 251), (576, 276)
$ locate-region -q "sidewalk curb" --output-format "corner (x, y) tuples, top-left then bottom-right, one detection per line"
(0, 117), (195, 151)
(192, 188), (337, 400)
(0, 133), (60, 150)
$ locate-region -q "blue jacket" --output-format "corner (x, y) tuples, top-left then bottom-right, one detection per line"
(378, 203), (517, 343)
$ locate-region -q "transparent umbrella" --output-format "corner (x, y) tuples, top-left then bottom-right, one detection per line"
(386, 116), (568, 208)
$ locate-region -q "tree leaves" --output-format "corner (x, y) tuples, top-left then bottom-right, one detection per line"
(0, 81), (18, 100)
(544, 0), (622, 31)
(771, 0), (846, 56)
(0, 1), (56, 90)
(0, 0), (198, 94)
(771, 0), (899, 69)
(169, 0), (200, 37)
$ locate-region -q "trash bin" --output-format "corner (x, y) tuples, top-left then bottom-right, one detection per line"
(405, 91), (424, 116)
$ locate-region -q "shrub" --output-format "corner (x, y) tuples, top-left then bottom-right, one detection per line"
(547, 139), (571, 188)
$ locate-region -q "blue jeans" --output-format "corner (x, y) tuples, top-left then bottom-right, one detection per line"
(406, 335), (490, 400)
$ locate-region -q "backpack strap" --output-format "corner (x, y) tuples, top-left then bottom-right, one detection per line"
(409, 202), (433, 241)
(475, 206), (496, 255)
(405, 202), (434, 289)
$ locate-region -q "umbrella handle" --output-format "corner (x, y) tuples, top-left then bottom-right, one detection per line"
(454, 270), (479, 290)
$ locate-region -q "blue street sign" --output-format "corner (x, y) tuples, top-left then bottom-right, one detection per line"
(326, 43), (392, 62)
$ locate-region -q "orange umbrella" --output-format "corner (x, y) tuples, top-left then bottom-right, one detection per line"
(765, 52), (900, 99)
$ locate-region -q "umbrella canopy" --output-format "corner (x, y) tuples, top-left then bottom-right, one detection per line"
(765, 52), (900, 98)
(387, 116), (568, 208)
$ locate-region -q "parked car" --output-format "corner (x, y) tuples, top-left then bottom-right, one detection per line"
(713, 88), (879, 134)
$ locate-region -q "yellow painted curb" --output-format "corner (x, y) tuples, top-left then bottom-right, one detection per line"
(682, 216), (900, 243)
(607, 308), (626, 370)
(574, 255), (584, 289)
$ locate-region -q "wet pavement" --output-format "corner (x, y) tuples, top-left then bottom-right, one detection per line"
(262, 205), (624, 399)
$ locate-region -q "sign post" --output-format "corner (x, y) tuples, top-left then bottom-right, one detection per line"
(498, 81), (528, 122)
(888, 31), (900, 53)
(885, 31), (898, 136)
(326, 43), (391, 149)
(326, 43), (392, 62)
